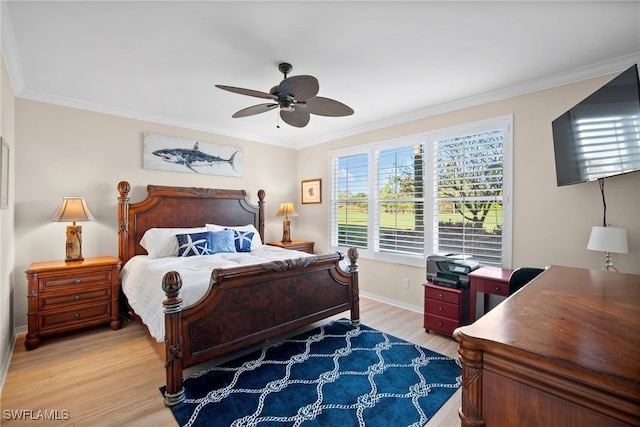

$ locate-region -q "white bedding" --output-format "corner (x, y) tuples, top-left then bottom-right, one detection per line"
(121, 246), (311, 341)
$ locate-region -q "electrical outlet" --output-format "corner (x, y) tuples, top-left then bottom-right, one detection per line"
(402, 278), (409, 288)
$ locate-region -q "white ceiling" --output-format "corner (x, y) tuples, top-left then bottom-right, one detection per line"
(3, 1), (639, 148)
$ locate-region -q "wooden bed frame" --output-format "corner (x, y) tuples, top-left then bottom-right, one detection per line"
(117, 181), (360, 406)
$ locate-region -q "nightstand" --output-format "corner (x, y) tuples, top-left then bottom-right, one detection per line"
(25, 256), (122, 350)
(267, 240), (315, 254)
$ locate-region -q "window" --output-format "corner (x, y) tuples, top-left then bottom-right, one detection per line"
(431, 125), (509, 267)
(331, 151), (369, 249)
(375, 144), (425, 257)
(330, 115), (512, 268)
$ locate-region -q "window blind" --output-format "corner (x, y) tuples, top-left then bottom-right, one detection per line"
(434, 129), (504, 266)
(331, 153), (369, 249)
(375, 145), (425, 255)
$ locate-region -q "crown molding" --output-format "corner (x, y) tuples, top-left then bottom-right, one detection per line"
(296, 53), (640, 148)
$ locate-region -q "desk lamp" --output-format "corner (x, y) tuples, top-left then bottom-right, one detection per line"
(587, 225), (628, 272)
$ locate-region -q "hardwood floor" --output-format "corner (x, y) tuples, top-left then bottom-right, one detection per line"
(1, 297), (461, 426)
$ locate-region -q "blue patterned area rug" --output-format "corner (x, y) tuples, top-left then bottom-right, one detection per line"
(161, 319), (461, 427)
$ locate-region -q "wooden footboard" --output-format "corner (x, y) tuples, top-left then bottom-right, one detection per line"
(162, 248), (359, 406)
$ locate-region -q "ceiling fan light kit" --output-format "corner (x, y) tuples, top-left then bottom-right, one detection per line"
(216, 63), (354, 128)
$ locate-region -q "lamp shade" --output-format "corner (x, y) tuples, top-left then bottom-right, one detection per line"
(276, 202), (299, 218)
(52, 197), (95, 223)
(587, 226), (628, 254)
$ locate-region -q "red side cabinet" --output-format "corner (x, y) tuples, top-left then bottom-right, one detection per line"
(423, 282), (470, 337)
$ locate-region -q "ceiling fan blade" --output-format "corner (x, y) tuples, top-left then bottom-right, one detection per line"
(304, 96), (354, 117)
(232, 103), (278, 118)
(278, 75), (319, 101)
(280, 109), (310, 128)
(216, 85), (277, 100)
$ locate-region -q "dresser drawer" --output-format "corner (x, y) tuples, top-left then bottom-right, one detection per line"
(425, 286), (460, 305)
(425, 299), (460, 321)
(39, 303), (111, 333)
(39, 287), (111, 311)
(424, 314), (459, 336)
(480, 280), (509, 296)
(38, 270), (113, 292)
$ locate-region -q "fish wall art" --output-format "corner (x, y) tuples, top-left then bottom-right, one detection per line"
(143, 133), (243, 177)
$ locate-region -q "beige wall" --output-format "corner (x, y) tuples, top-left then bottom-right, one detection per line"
(9, 72), (640, 329)
(0, 56), (16, 386)
(13, 100), (299, 329)
(297, 73), (640, 311)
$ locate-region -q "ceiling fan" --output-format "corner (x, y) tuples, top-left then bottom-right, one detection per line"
(215, 63), (354, 128)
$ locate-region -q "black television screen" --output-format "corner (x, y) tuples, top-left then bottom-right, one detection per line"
(552, 64), (640, 186)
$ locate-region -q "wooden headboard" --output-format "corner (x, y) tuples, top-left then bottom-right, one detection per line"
(117, 181), (265, 265)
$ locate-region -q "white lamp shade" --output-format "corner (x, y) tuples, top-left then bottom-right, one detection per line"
(587, 226), (628, 254)
(52, 197), (95, 222)
(276, 202), (299, 218)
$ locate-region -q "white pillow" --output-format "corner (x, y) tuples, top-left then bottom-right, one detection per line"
(206, 224), (262, 250)
(140, 227), (207, 258)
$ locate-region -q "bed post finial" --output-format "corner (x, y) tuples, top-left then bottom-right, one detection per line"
(257, 189), (265, 244)
(347, 247), (360, 326)
(117, 181), (131, 266)
(162, 271), (185, 406)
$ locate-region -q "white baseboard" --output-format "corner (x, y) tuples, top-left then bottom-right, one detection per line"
(0, 329), (17, 397)
(360, 290), (422, 314)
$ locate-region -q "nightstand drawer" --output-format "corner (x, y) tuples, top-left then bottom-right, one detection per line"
(425, 286), (460, 305)
(39, 287), (111, 310)
(39, 303), (111, 332)
(425, 299), (460, 321)
(38, 270), (113, 292)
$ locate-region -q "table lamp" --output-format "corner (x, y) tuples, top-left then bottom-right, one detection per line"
(587, 225), (628, 272)
(276, 202), (298, 243)
(52, 197), (95, 261)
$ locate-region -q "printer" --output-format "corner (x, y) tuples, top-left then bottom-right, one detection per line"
(426, 253), (479, 288)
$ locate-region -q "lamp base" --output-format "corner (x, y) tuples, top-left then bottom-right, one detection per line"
(601, 251), (619, 272)
(281, 219), (292, 243)
(65, 224), (84, 261)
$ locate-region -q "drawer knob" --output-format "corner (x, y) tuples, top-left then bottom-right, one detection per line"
(74, 295), (81, 300)
(438, 306), (443, 311)
(438, 321), (443, 326)
(74, 313), (80, 319)
(438, 293), (443, 298)
(74, 279), (81, 284)
(495, 286), (500, 291)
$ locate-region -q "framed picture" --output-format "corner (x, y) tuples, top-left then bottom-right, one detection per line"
(143, 132), (243, 177)
(301, 179), (322, 204)
(0, 138), (8, 209)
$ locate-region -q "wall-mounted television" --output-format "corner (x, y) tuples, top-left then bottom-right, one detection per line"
(552, 64), (640, 186)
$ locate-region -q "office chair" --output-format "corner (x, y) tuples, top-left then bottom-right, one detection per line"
(508, 267), (545, 294)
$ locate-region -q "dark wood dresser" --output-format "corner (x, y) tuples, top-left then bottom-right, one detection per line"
(25, 256), (122, 350)
(453, 265), (640, 427)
